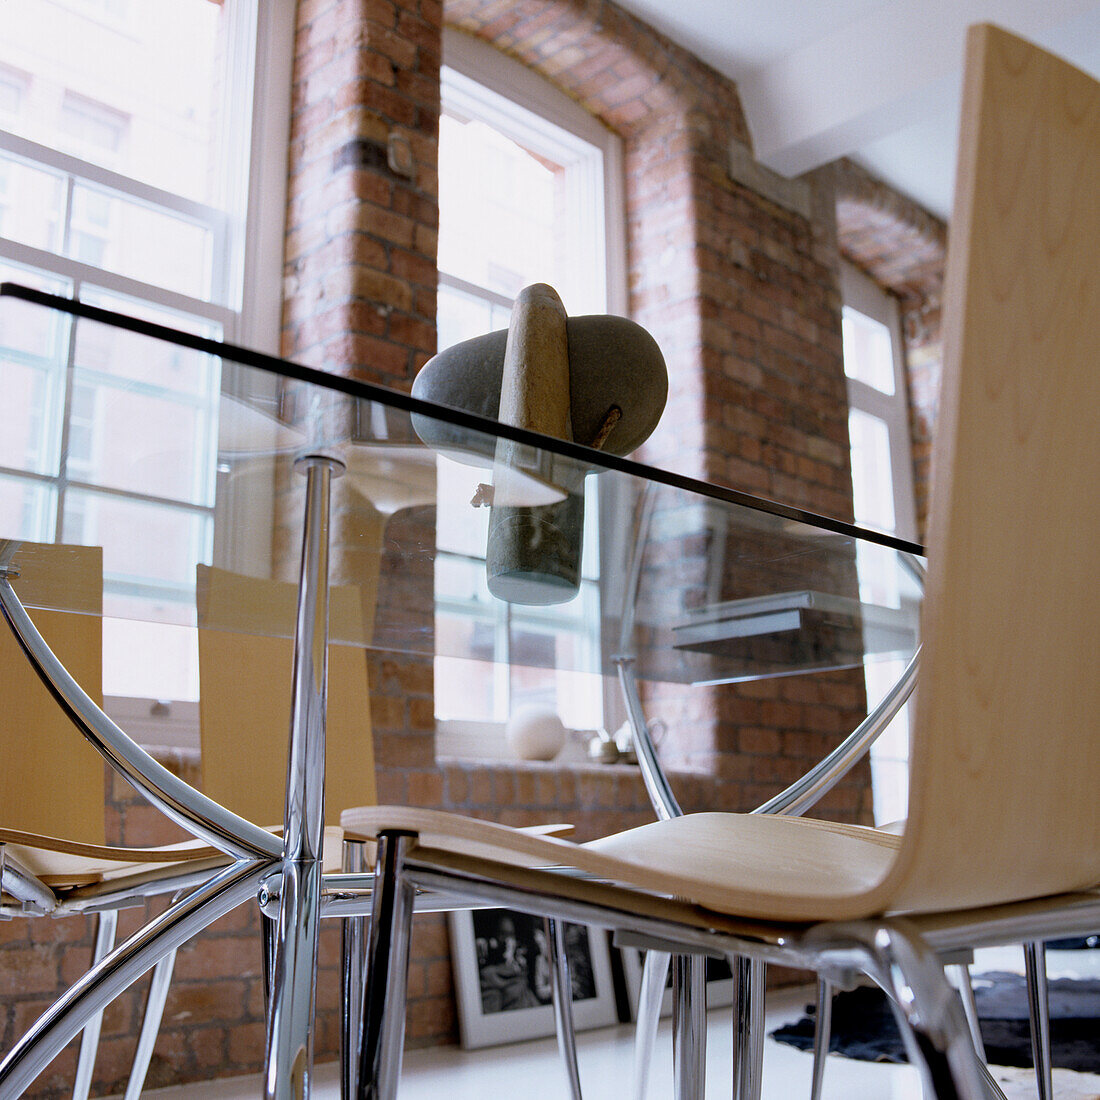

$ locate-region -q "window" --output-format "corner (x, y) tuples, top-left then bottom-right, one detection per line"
(58, 93), (129, 166)
(841, 261), (918, 825)
(0, 0), (293, 742)
(0, 67), (26, 127)
(434, 30), (626, 759)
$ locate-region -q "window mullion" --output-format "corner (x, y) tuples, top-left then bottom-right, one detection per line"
(52, 301), (80, 541)
(59, 175), (76, 259)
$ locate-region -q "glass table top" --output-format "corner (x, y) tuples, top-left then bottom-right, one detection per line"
(0, 282), (923, 709)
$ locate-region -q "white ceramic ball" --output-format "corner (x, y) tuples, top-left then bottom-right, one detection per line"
(505, 706), (566, 762)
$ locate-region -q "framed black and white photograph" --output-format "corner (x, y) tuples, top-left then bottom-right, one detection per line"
(619, 949), (735, 1019)
(449, 908), (619, 1048)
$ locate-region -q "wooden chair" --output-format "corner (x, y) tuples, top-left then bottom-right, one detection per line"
(342, 23), (1100, 1100)
(197, 563), (377, 836)
(0, 541), (226, 1100)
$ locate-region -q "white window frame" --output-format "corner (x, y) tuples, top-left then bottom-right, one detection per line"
(841, 260), (917, 543)
(0, 0), (294, 746)
(0, 0), (293, 344)
(441, 28), (626, 317)
(435, 30), (626, 761)
(841, 260), (918, 825)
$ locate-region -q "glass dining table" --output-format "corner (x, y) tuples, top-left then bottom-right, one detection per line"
(0, 281), (923, 1098)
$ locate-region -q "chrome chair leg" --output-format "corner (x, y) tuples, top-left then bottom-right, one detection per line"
(853, 919), (989, 1100)
(0, 860), (264, 1098)
(951, 963), (987, 1062)
(732, 956), (765, 1100)
(809, 978), (832, 1100)
(123, 947), (177, 1100)
(72, 908), (118, 1100)
(672, 954), (706, 1100)
(358, 832), (416, 1100)
(1024, 941), (1053, 1100)
(546, 917), (583, 1100)
(342, 839), (370, 1100)
(262, 911), (278, 1007)
(633, 950), (671, 1100)
(809, 966), (988, 1100)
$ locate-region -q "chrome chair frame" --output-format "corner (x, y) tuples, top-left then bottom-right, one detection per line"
(350, 822), (1100, 1100)
(0, 535), (261, 1100)
(0, 456), (584, 1100)
(0, 447), (313, 1099)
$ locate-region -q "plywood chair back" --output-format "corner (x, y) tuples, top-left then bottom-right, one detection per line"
(874, 24), (1100, 916)
(196, 565), (376, 827)
(0, 542), (105, 844)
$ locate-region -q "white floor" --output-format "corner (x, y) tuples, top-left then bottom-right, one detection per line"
(126, 948), (1100, 1100)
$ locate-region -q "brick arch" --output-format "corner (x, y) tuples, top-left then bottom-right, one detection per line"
(444, 0), (746, 137)
(834, 157), (945, 312)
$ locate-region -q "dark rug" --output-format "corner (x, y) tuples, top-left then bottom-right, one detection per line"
(771, 971), (1100, 1072)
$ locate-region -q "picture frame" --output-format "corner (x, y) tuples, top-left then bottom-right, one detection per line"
(448, 908), (619, 1048)
(619, 948), (735, 1019)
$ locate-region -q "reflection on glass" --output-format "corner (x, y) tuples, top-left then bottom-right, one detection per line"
(0, 474), (55, 541)
(0, 288), (923, 780)
(103, 618), (200, 701)
(62, 489), (212, 609)
(0, 0), (224, 203)
(437, 283), (495, 355)
(66, 184), (213, 300)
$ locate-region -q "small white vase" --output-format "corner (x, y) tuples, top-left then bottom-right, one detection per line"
(505, 705), (566, 762)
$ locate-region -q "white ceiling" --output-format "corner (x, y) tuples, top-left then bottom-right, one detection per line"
(611, 0), (1100, 221)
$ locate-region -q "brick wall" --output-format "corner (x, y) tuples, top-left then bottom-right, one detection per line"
(283, 0), (442, 389)
(0, 1), (948, 1094)
(281, 0), (873, 1056)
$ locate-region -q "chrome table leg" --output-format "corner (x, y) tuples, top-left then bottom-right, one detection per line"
(264, 455), (341, 1100)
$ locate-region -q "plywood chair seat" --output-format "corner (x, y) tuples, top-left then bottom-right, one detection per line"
(0, 828), (223, 889)
(0, 825), (352, 893)
(341, 805), (905, 923)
